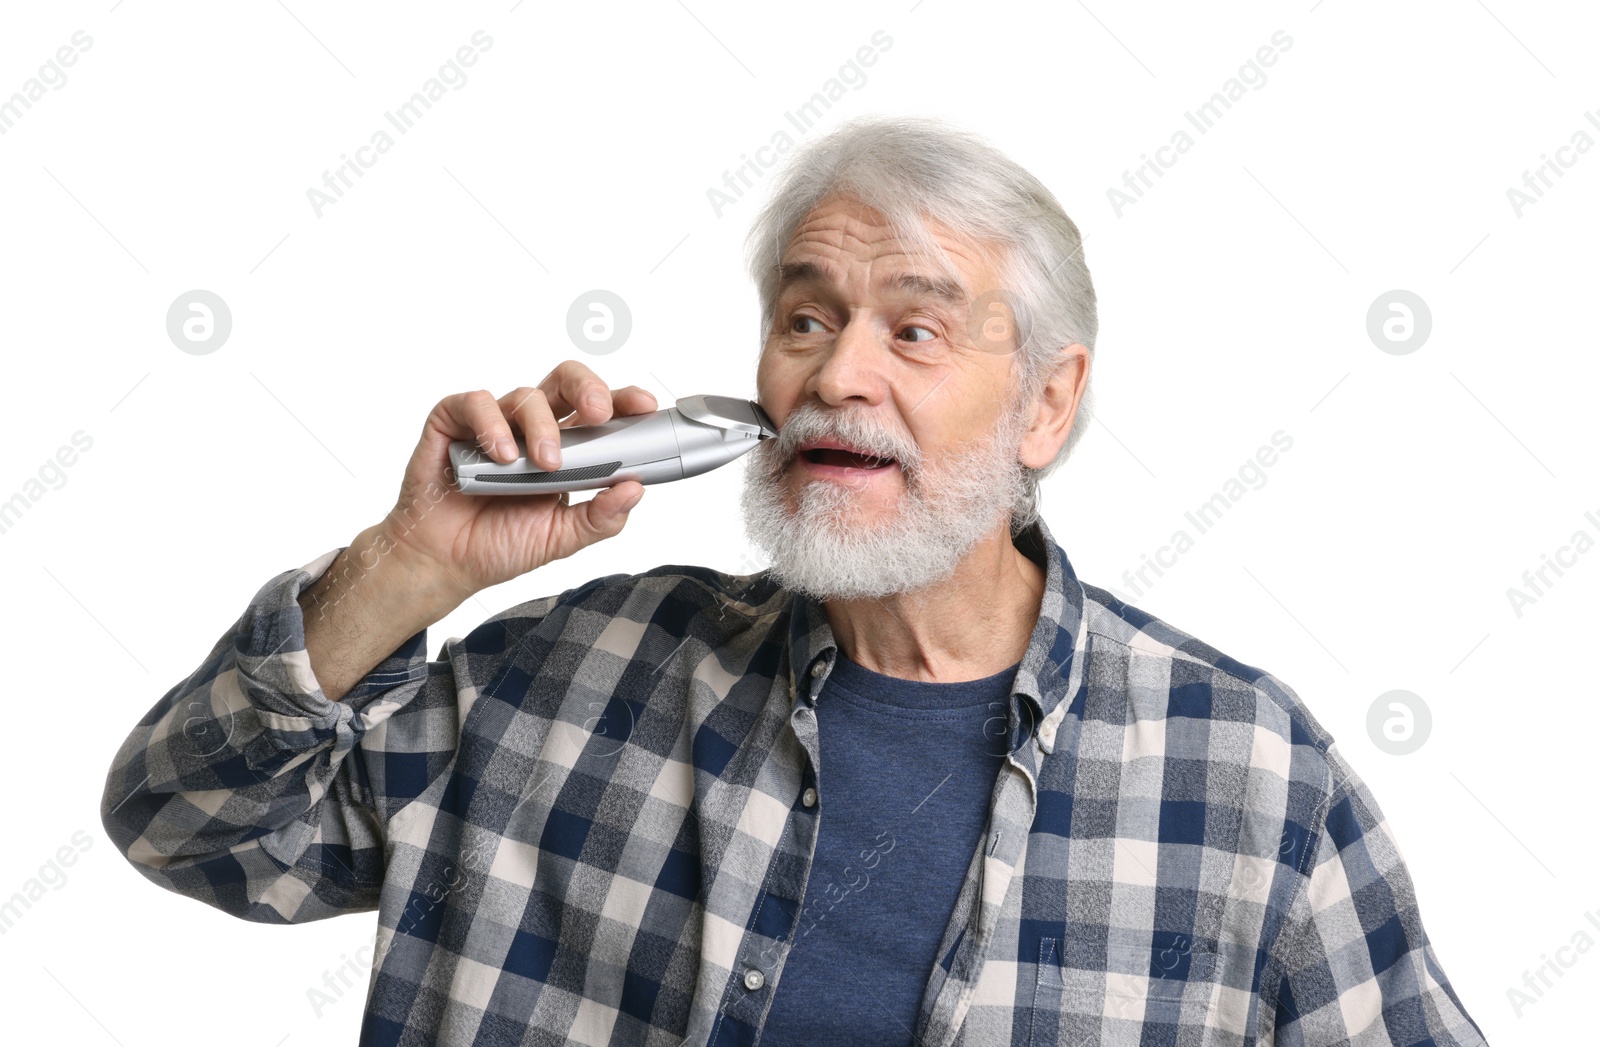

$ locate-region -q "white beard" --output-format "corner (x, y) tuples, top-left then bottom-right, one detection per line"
(739, 397), (1030, 601)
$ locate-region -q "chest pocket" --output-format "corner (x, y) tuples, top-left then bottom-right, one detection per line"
(1028, 937), (1220, 1047)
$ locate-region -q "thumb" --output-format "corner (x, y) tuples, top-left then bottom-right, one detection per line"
(558, 482), (644, 550)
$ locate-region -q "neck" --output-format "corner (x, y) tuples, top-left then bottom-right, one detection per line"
(821, 521), (1045, 683)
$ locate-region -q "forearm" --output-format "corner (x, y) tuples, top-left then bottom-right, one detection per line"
(298, 522), (469, 702)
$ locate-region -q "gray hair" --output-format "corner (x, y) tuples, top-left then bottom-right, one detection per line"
(743, 114), (1098, 534)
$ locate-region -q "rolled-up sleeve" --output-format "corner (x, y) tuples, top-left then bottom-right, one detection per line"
(99, 546), (439, 923)
(1266, 745), (1489, 1045)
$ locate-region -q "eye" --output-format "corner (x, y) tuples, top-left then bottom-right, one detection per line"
(792, 315), (825, 334)
(898, 324), (937, 344)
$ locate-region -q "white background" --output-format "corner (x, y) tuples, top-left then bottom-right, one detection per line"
(1, 1), (1593, 1043)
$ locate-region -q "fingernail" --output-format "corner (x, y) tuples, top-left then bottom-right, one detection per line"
(496, 437), (517, 461)
(621, 488), (643, 511)
(536, 438), (559, 468)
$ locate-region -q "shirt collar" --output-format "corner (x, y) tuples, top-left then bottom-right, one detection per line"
(783, 515), (1087, 754)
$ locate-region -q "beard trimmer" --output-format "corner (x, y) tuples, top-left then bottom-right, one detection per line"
(449, 394), (778, 494)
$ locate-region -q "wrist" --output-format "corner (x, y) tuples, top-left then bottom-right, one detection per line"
(373, 520), (474, 607)
(319, 522), (468, 630)
(295, 527), (457, 703)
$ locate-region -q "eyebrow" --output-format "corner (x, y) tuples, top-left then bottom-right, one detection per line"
(773, 261), (968, 307)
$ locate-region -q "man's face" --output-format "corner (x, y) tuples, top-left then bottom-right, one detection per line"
(739, 193), (1034, 600)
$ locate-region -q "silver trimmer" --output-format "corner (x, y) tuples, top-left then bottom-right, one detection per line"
(450, 394), (779, 495)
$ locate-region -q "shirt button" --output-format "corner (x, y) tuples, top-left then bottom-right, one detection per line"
(810, 661), (825, 678)
(743, 968), (765, 990)
(802, 787), (817, 808)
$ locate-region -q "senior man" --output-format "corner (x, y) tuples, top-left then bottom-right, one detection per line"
(102, 116), (1486, 1046)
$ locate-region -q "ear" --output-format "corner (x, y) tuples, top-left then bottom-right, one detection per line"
(1017, 344), (1091, 470)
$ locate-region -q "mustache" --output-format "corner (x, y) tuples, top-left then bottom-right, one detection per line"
(770, 403), (923, 468)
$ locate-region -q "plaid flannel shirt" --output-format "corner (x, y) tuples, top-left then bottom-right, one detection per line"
(101, 516), (1488, 1046)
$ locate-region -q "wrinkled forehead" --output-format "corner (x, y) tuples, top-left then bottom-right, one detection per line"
(778, 194), (996, 296)
(773, 259), (971, 315)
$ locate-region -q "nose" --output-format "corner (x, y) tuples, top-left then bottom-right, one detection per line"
(812, 310), (888, 411)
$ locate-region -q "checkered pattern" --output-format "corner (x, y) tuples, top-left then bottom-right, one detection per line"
(100, 517), (1487, 1046)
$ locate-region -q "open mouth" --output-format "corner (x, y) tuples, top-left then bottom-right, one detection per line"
(798, 447), (898, 471)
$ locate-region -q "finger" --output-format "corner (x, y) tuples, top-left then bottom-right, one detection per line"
(498, 386), (562, 470)
(553, 481), (643, 551)
(541, 360), (616, 427)
(555, 385), (659, 429)
(615, 385), (660, 416)
(436, 389), (522, 465)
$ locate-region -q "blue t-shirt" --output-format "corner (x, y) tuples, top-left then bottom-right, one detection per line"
(759, 649), (1019, 1045)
